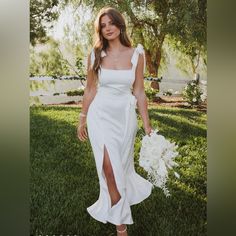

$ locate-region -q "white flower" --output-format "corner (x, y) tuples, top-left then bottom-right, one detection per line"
(139, 129), (179, 197)
(192, 98), (197, 102)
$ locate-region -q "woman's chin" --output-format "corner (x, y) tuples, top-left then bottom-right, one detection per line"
(105, 36), (119, 41)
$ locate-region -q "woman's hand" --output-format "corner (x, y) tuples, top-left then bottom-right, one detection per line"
(144, 124), (153, 136)
(77, 117), (88, 142)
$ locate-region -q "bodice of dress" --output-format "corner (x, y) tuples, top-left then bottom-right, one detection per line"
(97, 69), (134, 97)
(90, 44), (146, 97)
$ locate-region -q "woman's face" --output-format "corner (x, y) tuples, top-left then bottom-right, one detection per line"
(100, 14), (121, 41)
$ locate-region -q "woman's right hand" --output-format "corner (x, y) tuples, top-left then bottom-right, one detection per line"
(77, 117), (88, 142)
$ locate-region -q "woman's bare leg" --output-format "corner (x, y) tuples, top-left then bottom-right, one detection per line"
(103, 145), (128, 235)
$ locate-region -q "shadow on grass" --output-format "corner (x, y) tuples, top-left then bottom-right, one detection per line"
(150, 107), (206, 136)
(150, 106), (206, 120)
(30, 106), (206, 236)
(30, 107), (113, 235)
(130, 184), (206, 236)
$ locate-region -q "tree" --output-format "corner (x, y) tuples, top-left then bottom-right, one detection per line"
(66, 0), (206, 78)
(30, 0), (60, 45)
(169, 0), (207, 77)
(30, 38), (71, 76)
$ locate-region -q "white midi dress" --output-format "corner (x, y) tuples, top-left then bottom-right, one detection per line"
(86, 44), (154, 225)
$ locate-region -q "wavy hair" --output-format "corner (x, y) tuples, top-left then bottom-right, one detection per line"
(91, 7), (132, 79)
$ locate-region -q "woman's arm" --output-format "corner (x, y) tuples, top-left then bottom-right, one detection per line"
(77, 52), (97, 141)
(132, 53), (152, 135)
(80, 53), (97, 115)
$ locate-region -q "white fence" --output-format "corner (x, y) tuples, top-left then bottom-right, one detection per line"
(30, 76), (207, 105)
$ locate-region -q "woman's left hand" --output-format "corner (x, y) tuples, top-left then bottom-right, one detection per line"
(144, 125), (153, 136)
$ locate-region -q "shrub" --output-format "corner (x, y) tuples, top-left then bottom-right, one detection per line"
(53, 92), (60, 96)
(66, 89), (84, 96)
(182, 80), (204, 106)
(145, 88), (157, 101)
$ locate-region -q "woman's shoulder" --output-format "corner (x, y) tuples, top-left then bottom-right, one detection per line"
(89, 47), (95, 56)
(131, 44), (145, 59)
(89, 47), (106, 58)
(127, 46), (136, 56)
(135, 43), (145, 53)
(131, 43), (146, 71)
(129, 44), (145, 57)
(87, 48), (95, 68)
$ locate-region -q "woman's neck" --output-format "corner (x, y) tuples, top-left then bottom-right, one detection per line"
(107, 39), (124, 53)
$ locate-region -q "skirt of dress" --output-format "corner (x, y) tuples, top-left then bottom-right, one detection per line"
(86, 87), (153, 225)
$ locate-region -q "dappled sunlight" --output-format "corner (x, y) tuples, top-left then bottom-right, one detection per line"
(149, 106), (205, 119)
(31, 105), (80, 124)
(31, 104), (206, 235)
(156, 112), (206, 130)
(172, 180), (206, 203)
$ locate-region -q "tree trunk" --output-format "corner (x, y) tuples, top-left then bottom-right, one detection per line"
(145, 50), (157, 76)
(156, 47), (162, 78)
(145, 36), (165, 78)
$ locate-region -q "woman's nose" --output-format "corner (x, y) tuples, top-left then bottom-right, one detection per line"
(105, 25), (111, 31)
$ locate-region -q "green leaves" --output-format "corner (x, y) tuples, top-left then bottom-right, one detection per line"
(182, 79), (204, 106)
(30, 0), (60, 45)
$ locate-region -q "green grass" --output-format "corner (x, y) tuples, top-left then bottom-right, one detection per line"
(30, 105), (207, 236)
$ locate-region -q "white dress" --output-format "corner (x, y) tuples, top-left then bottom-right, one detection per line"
(86, 44), (153, 225)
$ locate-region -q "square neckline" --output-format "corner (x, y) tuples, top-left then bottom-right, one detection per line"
(100, 67), (133, 72)
(100, 47), (136, 71)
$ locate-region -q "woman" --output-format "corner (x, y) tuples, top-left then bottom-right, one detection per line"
(77, 7), (154, 236)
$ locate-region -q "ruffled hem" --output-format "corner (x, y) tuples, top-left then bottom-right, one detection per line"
(126, 171), (153, 206)
(87, 170), (153, 225)
(87, 185), (134, 225)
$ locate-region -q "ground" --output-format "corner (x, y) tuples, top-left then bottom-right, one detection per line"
(45, 95), (207, 113)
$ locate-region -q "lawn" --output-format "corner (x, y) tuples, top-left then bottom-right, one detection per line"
(30, 105), (207, 236)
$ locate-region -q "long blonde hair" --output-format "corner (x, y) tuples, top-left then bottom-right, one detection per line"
(92, 7), (132, 78)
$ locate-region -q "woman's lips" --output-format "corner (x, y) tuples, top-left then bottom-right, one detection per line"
(106, 32), (113, 36)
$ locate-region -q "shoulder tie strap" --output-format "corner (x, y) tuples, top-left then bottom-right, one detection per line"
(131, 43), (146, 74)
(89, 48), (95, 70)
(89, 48), (107, 70)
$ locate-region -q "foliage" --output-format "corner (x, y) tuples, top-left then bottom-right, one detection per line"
(75, 58), (86, 77)
(145, 88), (158, 102)
(168, 35), (207, 77)
(30, 34), (87, 77)
(30, 0), (60, 45)
(52, 89), (84, 96)
(30, 39), (71, 77)
(30, 0), (206, 80)
(71, 0), (207, 78)
(167, 0), (207, 74)
(53, 92), (60, 96)
(61, 3), (94, 55)
(65, 89), (84, 96)
(145, 76), (163, 83)
(30, 105), (206, 235)
(30, 47), (40, 76)
(182, 79), (204, 106)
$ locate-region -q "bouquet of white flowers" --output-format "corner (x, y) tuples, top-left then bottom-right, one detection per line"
(139, 128), (180, 197)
